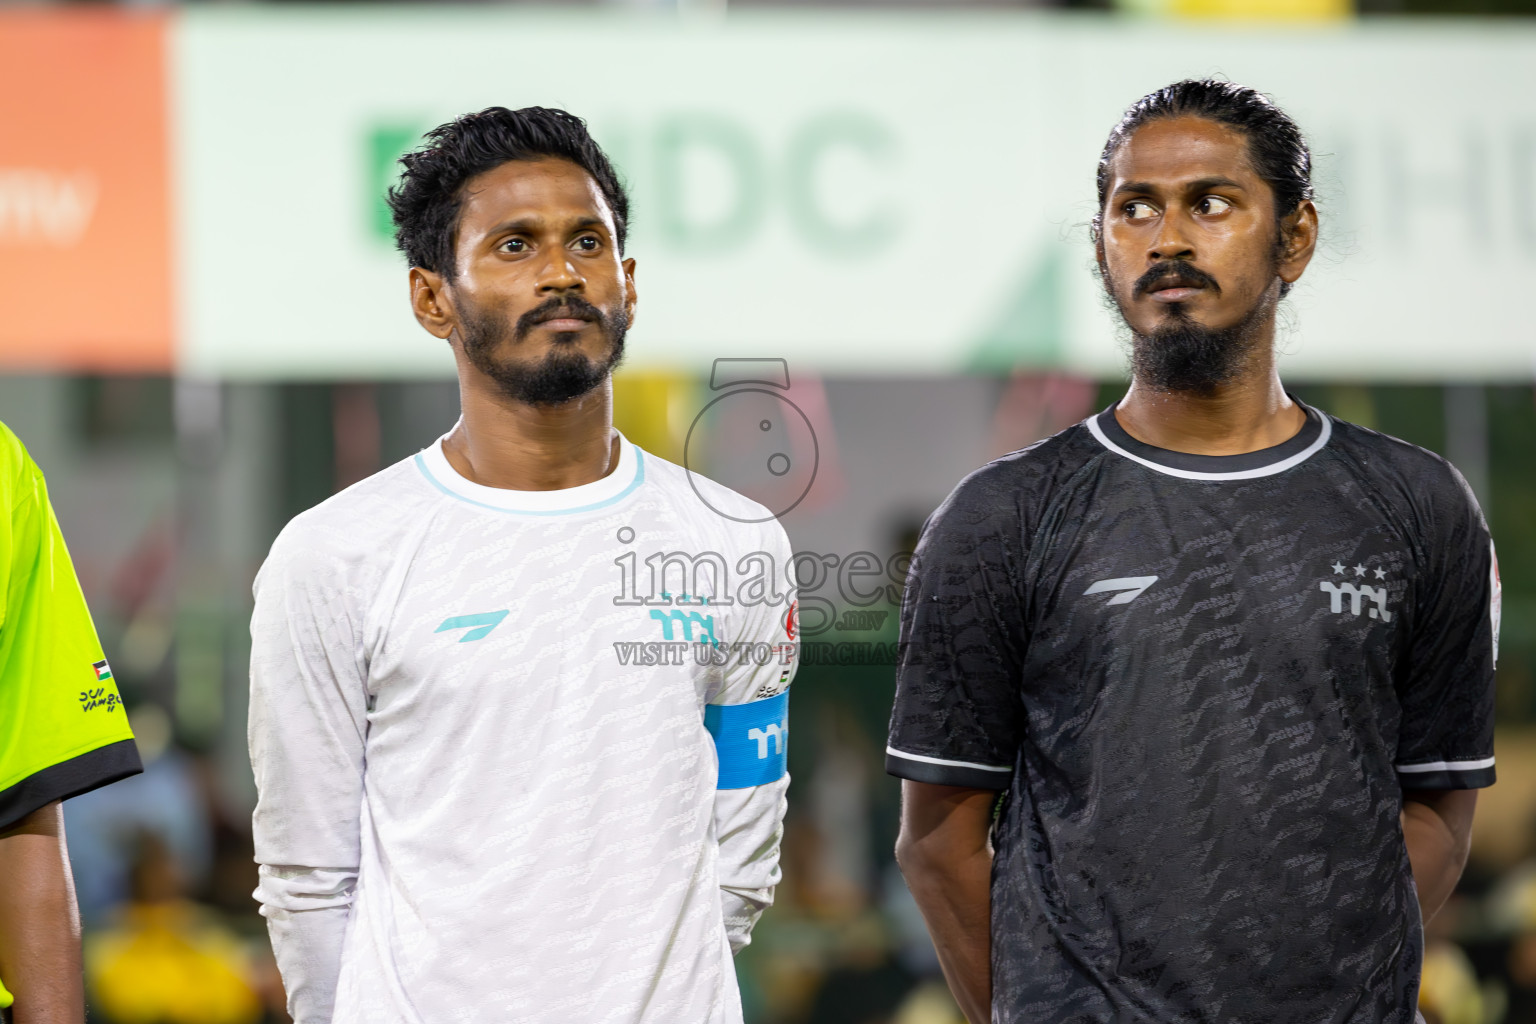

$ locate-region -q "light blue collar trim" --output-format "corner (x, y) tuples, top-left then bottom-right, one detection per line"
(414, 429), (644, 516)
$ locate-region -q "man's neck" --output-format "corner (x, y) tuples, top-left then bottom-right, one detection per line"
(1114, 344), (1305, 457)
(442, 371), (619, 491)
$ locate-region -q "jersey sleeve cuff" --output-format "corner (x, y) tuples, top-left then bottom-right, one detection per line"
(1396, 756), (1496, 791)
(0, 739), (143, 831)
(885, 746), (1013, 790)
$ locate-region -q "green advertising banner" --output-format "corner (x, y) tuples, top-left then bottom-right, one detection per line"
(174, 10), (1536, 379)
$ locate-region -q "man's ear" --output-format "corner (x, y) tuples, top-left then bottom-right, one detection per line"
(622, 256), (638, 331)
(1091, 220), (1111, 293)
(1277, 199), (1319, 286)
(410, 267), (456, 340)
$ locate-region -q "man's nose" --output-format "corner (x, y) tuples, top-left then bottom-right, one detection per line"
(1148, 210), (1195, 263)
(535, 250), (584, 293)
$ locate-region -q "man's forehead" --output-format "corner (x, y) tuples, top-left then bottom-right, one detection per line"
(458, 157), (614, 233)
(1108, 117), (1257, 188)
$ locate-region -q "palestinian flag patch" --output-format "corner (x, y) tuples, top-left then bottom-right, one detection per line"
(93, 659), (113, 682)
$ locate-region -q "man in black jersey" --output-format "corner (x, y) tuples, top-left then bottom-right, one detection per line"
(887, 80), (1499, 1024)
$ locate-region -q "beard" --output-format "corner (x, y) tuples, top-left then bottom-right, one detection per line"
(1112, 261), (1274, 396)
(1129, 303), (1269, 395)
(459, 294), (628, 406)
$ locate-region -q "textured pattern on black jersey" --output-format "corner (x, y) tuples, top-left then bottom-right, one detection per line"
(887, 404), (1497, 1024)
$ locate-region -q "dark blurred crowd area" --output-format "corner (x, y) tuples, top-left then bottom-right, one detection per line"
(80, 677), (1536, 1024)
(63, 703), (286, 1023)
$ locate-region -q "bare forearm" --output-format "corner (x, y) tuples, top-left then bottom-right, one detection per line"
(897, 782), (997, 1022)
(1401, 789), (1477, 924)
(0, 804), (84, 1024)
(900, 844), (993, 1023)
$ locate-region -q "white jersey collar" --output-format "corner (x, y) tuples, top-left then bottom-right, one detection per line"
(1086, 400), (1331, 481)
(415, 428), (644, 515)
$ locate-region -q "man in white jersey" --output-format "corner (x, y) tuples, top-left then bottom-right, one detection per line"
(248, 106), (797, 1024)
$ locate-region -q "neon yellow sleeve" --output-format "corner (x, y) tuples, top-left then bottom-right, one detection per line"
(0, 424), (140, 831)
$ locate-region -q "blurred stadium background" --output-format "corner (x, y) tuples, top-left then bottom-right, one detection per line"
(2, 0), (1533, 1021)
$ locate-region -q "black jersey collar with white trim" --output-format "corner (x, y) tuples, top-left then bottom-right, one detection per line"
(1086, 400), (1331, 481)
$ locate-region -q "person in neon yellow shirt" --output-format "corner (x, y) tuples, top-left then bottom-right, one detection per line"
(0, 421), (140, 1023)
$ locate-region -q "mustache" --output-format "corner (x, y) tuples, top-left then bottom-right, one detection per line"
(514, 295), (608, 339)
(1133, 261), (1220, 299)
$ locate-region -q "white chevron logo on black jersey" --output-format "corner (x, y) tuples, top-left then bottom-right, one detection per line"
(1083, 576), (1159, 605)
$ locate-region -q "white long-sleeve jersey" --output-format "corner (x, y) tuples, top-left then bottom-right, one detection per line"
(249, 433), (797, 1024)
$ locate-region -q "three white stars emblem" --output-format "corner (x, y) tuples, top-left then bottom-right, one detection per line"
(1330, 561), (1389, 581)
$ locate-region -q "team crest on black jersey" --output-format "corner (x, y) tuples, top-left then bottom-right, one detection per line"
(1319, 561), (1394, 623)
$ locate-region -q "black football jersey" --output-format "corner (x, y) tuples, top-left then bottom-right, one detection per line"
(886, 402), (1499, 1024)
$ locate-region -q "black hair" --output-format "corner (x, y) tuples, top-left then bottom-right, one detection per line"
(1091, 79), (1314, 293)
(387, 106), (630, 277)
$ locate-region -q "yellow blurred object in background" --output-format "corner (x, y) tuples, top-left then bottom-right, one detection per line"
(86, 902), (262, 1024)
(612, 371), (700, 466)
(1117, 0), (1350, 20)
(1419, 941), (1486, 1024)
(893, 980), (966, 1024)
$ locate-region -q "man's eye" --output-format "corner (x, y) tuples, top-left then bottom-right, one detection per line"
(1197, 196), (1233, 215)
(1123, 201), (1157, 221)
(501, 238), (527, 253)
(575, 236), (600, 252)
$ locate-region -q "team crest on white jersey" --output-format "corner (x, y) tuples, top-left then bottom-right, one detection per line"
(1320, 562), (1392, 622)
